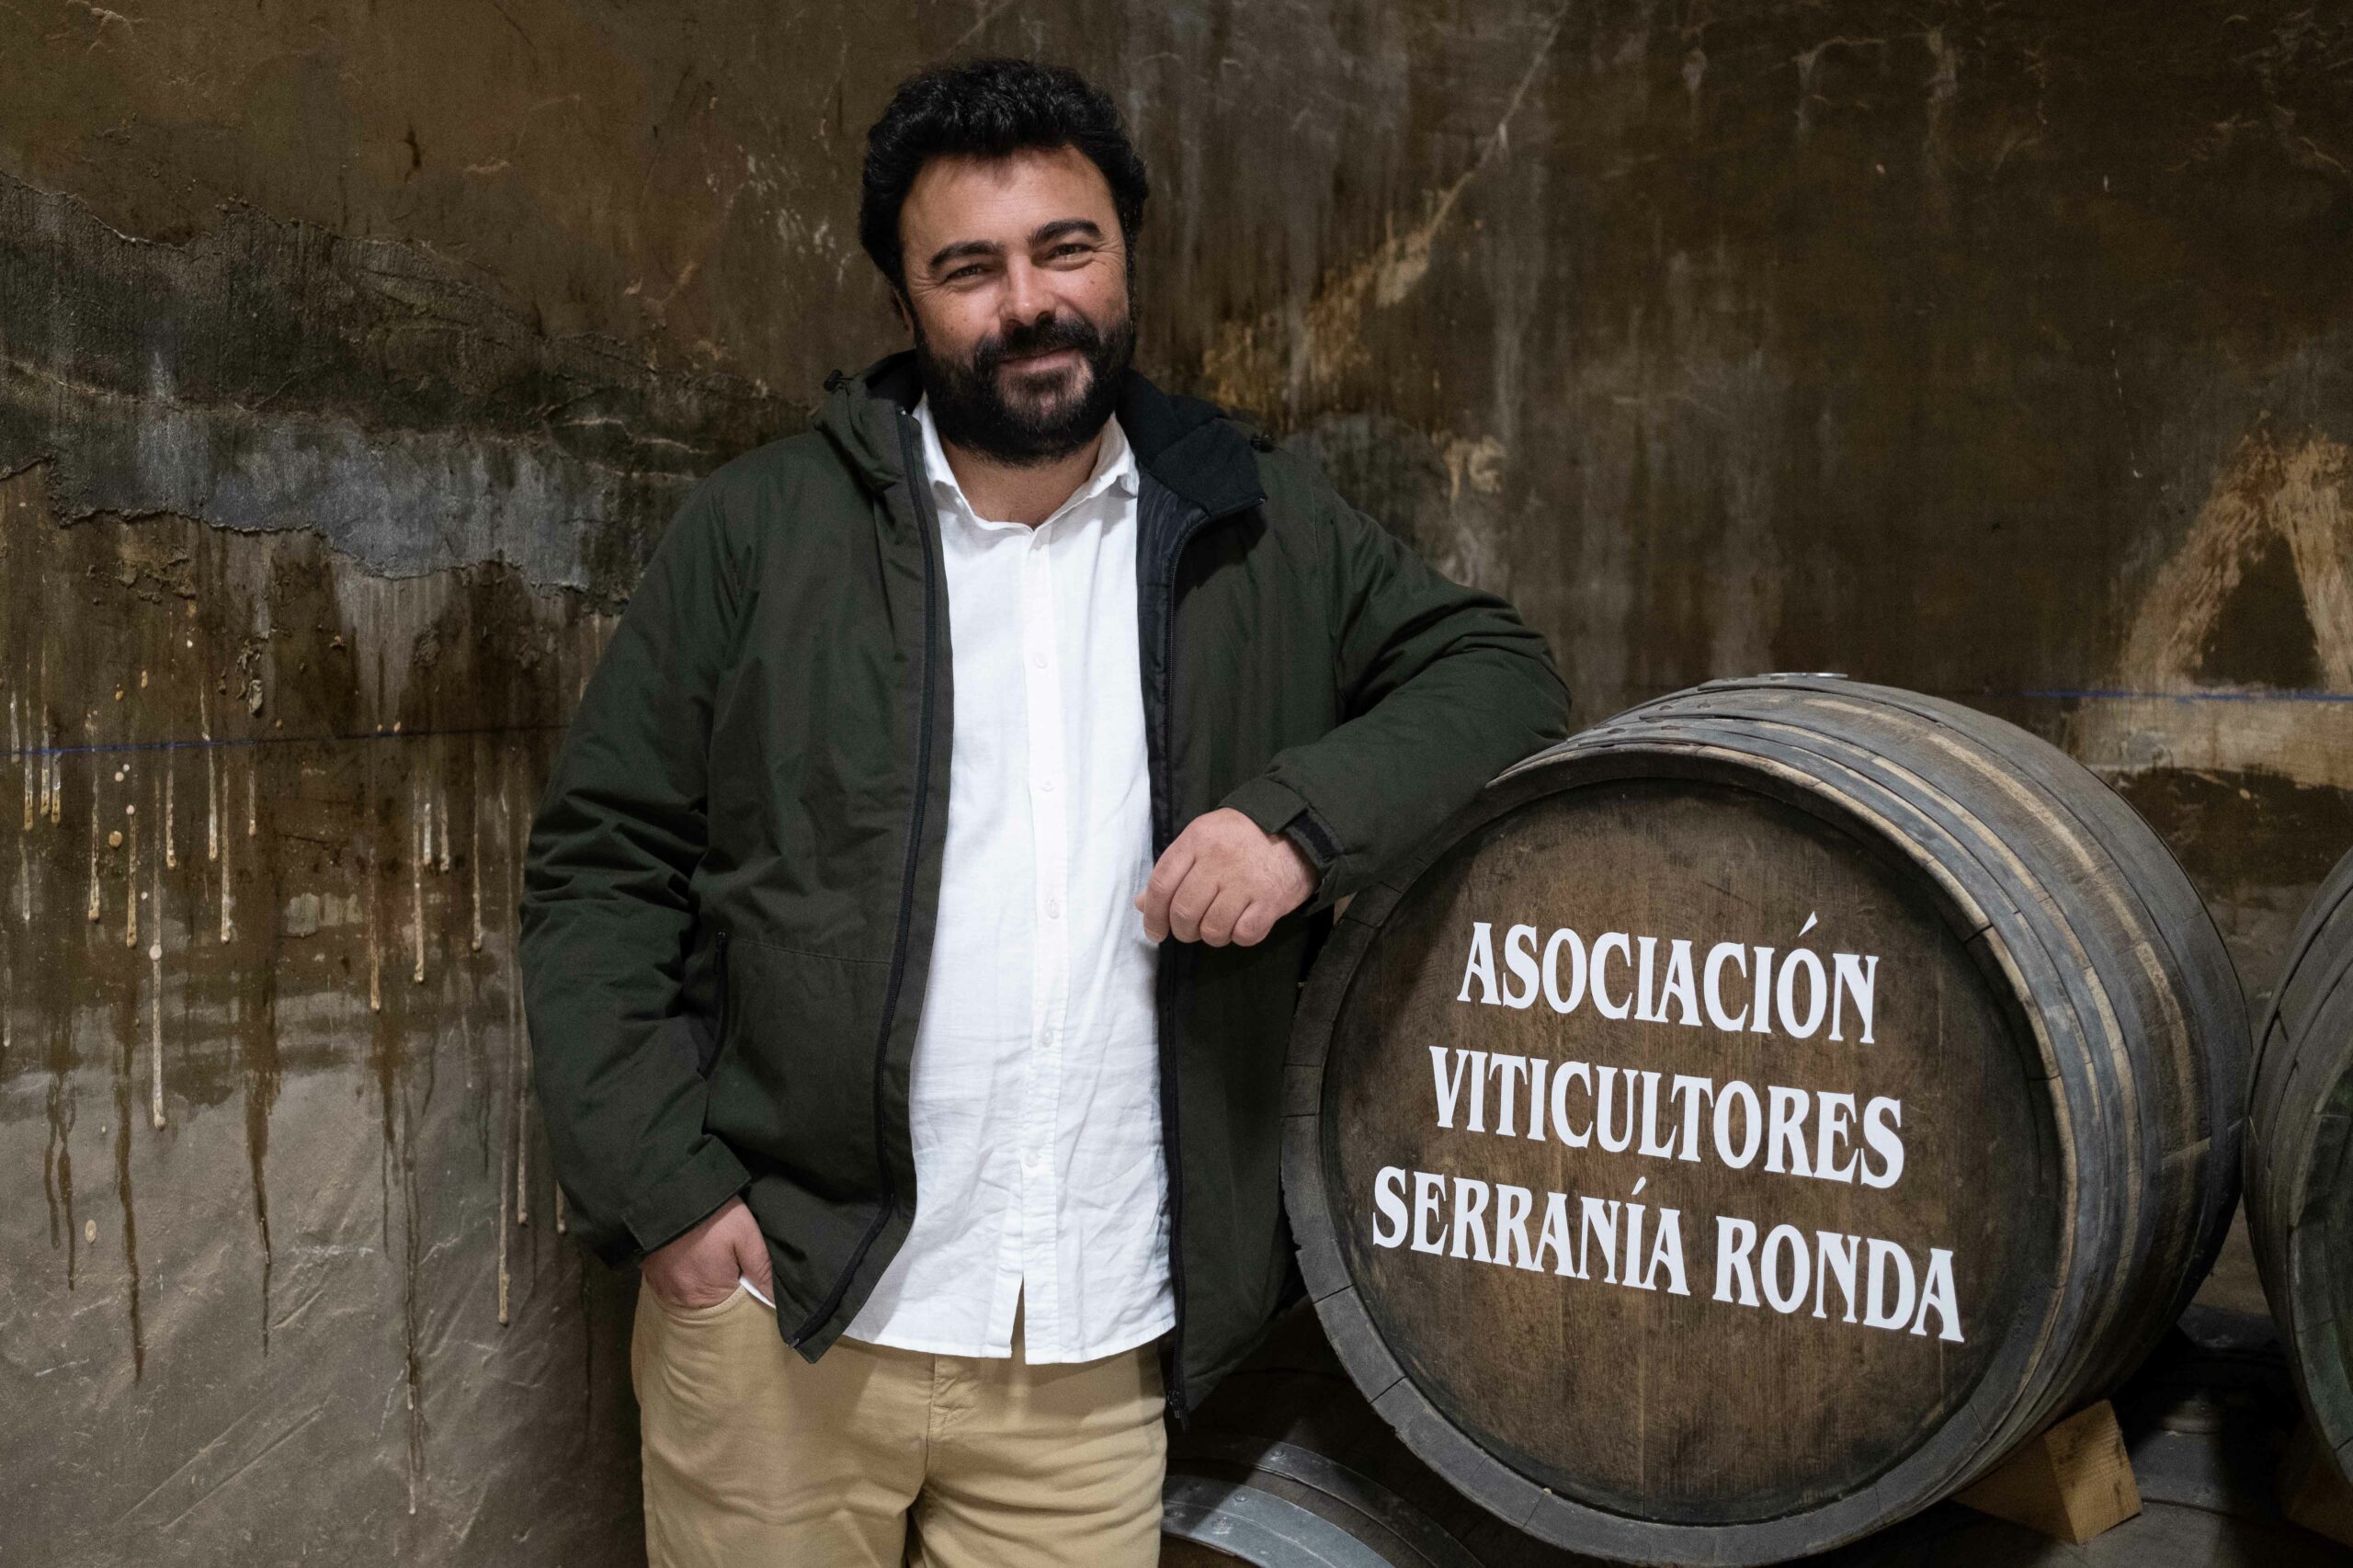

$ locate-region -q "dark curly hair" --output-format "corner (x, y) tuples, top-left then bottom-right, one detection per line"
(858, 58), (1149, 293)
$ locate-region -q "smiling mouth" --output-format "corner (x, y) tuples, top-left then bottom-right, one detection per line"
(999, 347), (1081, 372)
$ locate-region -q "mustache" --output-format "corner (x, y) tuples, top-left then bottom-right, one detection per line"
(970, 312), (1105, 376)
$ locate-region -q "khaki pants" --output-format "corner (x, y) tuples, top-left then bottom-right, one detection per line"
(630, 1278), (1168, 1567)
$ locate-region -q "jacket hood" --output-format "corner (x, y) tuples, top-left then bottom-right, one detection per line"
(814, 348), (1267, 521)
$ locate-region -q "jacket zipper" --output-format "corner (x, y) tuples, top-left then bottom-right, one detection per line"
(712, 928), (731, 1076)
(1156, 949), (1191, 1425)
(785, 409), (941, 1348)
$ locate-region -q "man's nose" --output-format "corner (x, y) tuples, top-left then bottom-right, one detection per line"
(1001, 256), (1054, 327)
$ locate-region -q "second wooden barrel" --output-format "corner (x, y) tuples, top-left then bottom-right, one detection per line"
(2249, 845), (2353, 1485)
(1282, 676), (2246, 1564)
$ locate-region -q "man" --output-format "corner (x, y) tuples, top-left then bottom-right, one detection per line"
(519, 57), (1568, 1568)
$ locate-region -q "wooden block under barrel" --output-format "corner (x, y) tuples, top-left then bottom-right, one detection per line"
(1955, 1400), (2142, 1544)
(2278, 1418), (2353, 1548)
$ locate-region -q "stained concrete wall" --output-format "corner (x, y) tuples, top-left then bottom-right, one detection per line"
(1, 3), (2347, 1562)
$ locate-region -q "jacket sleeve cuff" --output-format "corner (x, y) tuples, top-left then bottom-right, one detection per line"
(620, 1135), (753, 1259)
(1222, 775), (1313, 843)
(1221, 775), (1345, 892)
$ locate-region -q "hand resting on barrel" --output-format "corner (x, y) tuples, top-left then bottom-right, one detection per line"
(642, 1194), (773, 1311)
(1135, 807), (1317, 947)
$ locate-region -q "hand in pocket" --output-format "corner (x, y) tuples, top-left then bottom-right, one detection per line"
(642, 1195), (772, 1310)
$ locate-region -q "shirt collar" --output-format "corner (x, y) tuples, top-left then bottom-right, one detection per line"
(914, 393), (1138, 528)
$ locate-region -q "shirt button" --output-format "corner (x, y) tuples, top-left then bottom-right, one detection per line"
(1037, 776), (1057, 793)
(1043, 898), (1062, 919)
(1029, 649), (1048, 668)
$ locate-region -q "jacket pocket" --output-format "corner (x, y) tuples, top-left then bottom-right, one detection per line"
(702, 935), (889, 1199)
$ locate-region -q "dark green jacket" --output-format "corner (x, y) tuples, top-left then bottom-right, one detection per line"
(518, 351), (1569, 1417)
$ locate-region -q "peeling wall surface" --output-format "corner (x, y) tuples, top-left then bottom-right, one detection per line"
(2, 3), (2348, 1563)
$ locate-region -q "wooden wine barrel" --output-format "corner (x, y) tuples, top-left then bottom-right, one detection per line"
(2248, 845), (2353, 1485)
(1282, 676), (2247, 1565)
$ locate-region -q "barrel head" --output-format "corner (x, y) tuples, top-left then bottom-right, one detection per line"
(1311, 774), (2062, 1540)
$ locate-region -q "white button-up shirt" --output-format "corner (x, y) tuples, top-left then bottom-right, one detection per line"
(835, 395), (1175, 1364)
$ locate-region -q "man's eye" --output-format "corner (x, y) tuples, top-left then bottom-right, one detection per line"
(944, 265), (986, 283)
(1049, 243), (1090, 259)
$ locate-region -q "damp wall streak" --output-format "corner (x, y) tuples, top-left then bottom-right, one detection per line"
(0, 174), (793, 600)
(0, 462), (643, 1562)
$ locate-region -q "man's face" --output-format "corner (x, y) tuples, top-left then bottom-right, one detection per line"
(896, 144), (1135, 465)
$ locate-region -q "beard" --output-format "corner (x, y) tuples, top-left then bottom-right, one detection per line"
(914, 302), (1136, 467)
